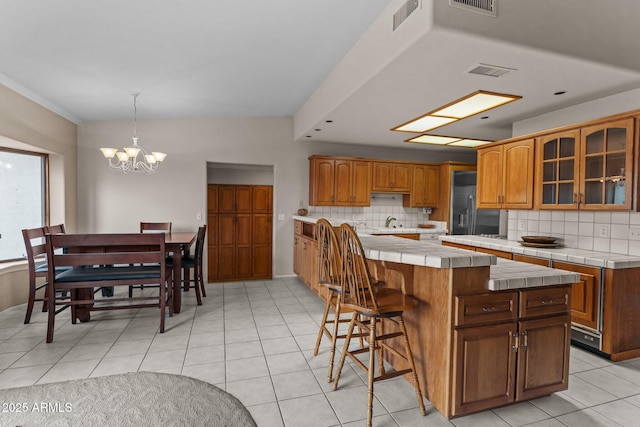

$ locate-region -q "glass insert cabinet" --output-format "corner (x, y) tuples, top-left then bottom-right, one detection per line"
(535, 118), (633, 210)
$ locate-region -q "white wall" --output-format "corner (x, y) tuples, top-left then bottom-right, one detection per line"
(77, 116), (474, 277)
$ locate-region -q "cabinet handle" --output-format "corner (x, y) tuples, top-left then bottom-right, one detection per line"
(521, 331), (528, 350)
(512, 332), (519, 352)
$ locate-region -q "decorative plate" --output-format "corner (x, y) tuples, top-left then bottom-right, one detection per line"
(521, 235), (557, 244)
(518, 241), (562, 248)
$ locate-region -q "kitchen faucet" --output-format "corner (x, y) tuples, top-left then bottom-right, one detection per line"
(385, 216), (396, 227)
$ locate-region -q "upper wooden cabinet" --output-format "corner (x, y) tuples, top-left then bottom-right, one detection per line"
(477, 139), (535, 209)
(535, 118), (633, 210)
(371, 162), (411, 193)
(403, 164), (439, 207)
(309, 156), (371, 206)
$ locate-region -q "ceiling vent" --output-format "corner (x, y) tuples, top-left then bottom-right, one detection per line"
(393, 0), (420, 31)
(468, 63), (515, 78)
(449, 0), (497, 17)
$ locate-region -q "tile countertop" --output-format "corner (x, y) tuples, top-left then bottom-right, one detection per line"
(488, 258), (580, 291)
(291, 215), (447, 235)
(440, 235), (640, 269)
(358, 235), (579, 290)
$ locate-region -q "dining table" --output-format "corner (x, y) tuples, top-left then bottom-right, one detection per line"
(70, 231), (197, 322)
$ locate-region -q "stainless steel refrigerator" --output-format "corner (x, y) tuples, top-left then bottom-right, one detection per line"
(450, 171), (501, 235)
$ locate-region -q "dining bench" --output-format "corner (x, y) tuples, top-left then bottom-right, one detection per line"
(44, 233), (173, 343)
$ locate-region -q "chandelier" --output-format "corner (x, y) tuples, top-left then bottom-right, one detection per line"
(100, 93), (166, 174)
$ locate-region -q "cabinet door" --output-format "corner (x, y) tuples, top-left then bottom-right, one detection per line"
(391, 163), (411, 192)
(235, 186), (252, 213)
(252, 186), (272, 213)
(218, 186), (236, 213)
(252, 214), (272, 278)
(218, 214), (236, 279)
(207, 214), (218, 282)
(207, 185), (218, 214)
(334, 159), (353, 205)
(502, 139), (534, 209)
(476, 146), (503, 209)
(580, 118), (633, 210)
(351, 161), (371, 206)
(235, 215), (252, 278)
(452, 322), (517, 416)
(536, 132), (580, 209)
(423, 165), (439, 206)
(372, 162), (393, 191)
(516, 315), (570, 401)
(553, 261), (601, 330)
(310, 158), (335, 205)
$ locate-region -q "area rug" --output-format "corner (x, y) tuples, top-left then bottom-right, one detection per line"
(0, 371), (256, 427)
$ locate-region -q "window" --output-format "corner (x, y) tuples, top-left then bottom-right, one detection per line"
(0, 148), (48, 262)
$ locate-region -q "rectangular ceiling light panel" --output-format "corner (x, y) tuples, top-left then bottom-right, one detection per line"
(393, 115), (457, 133)
(431, 91), (521, 119)
(406, 135), (461, 145)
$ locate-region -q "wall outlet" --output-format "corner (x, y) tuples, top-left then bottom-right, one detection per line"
(598, 225), (609, 238)
(518, 220), (526, 231)
(278, 213), (285, 221)
(630, 226), (640, 240)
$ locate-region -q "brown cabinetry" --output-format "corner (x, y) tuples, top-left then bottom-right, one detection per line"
(293, 220), (319, 293)
(309, 156), (371, 206)
(452, 287), (570, 417)
(371, 161), (411, 192)
(208, 184), (272, 282)
(552, 261), (600, 331)
(535, 118), (633, 210)
(477, 139), (535, 209)
(403, 164), (439, 207)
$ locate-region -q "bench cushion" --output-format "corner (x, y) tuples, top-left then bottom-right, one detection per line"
(54, 265), (161, 283)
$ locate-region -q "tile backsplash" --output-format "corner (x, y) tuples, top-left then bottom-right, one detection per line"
(308, 193), (438, 229)
(507, 210), (640, 256)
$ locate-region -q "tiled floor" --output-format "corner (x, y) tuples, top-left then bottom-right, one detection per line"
(1, 277), (640, 426)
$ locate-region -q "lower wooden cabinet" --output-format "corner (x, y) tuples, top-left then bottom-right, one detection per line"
(451, 287), (570, 417)
(552, 261), (600, 331)
(293, 221), (319, 294)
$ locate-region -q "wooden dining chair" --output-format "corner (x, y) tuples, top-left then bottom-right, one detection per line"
(46, 223), (66, 234)
(130, 222), (173, 297)
(22, 226), (70, 324)
(167, 225), (207, 305)
(313, 219), (355, 382)
(332, 223), (426, 427)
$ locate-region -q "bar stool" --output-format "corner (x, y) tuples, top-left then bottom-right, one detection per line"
(332, 223), (426, 427)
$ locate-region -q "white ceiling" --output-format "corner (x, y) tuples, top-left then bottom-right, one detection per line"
(2, 0), (640, 151)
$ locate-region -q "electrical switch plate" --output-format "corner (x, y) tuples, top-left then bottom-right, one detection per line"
(196, 212), (202, 220)
(630, 226), (640, 240)
(518, 220), (526, 231)
(278, 214), (285, 221)
(598, 225), (609, 238)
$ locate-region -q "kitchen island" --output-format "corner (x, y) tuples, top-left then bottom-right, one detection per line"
(293, 218), (579, 418)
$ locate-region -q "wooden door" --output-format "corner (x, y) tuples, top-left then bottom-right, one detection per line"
(452, 322), (517, 416)
(553, 261), (600, 330)
(218, 214), (236, 279)
(235, 214), (252, 278)
(207, 214), (218, 282)
(516, 315), (570, 401)
(371, 162), (393, 191)
(579, 118), (633, 210)
(502, 139), (535, 209)
(476, 146), (503, 209)
(351, 161), (371, 206)
(253, 186), (272, 213)
(391, 163), (411, 192)
(235, 186), (252, 213)
(252, 214), (272, 278)
(334, 159), (353, 205)
(209, 184), (273, 282)
(207, 185), (218, 214)
(218, 185), (235, 213)
(310, 157), (335, 205)
(535, 132), (580, 209)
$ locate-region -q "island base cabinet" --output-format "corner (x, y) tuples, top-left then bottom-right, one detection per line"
(452, 314), (570, 417)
